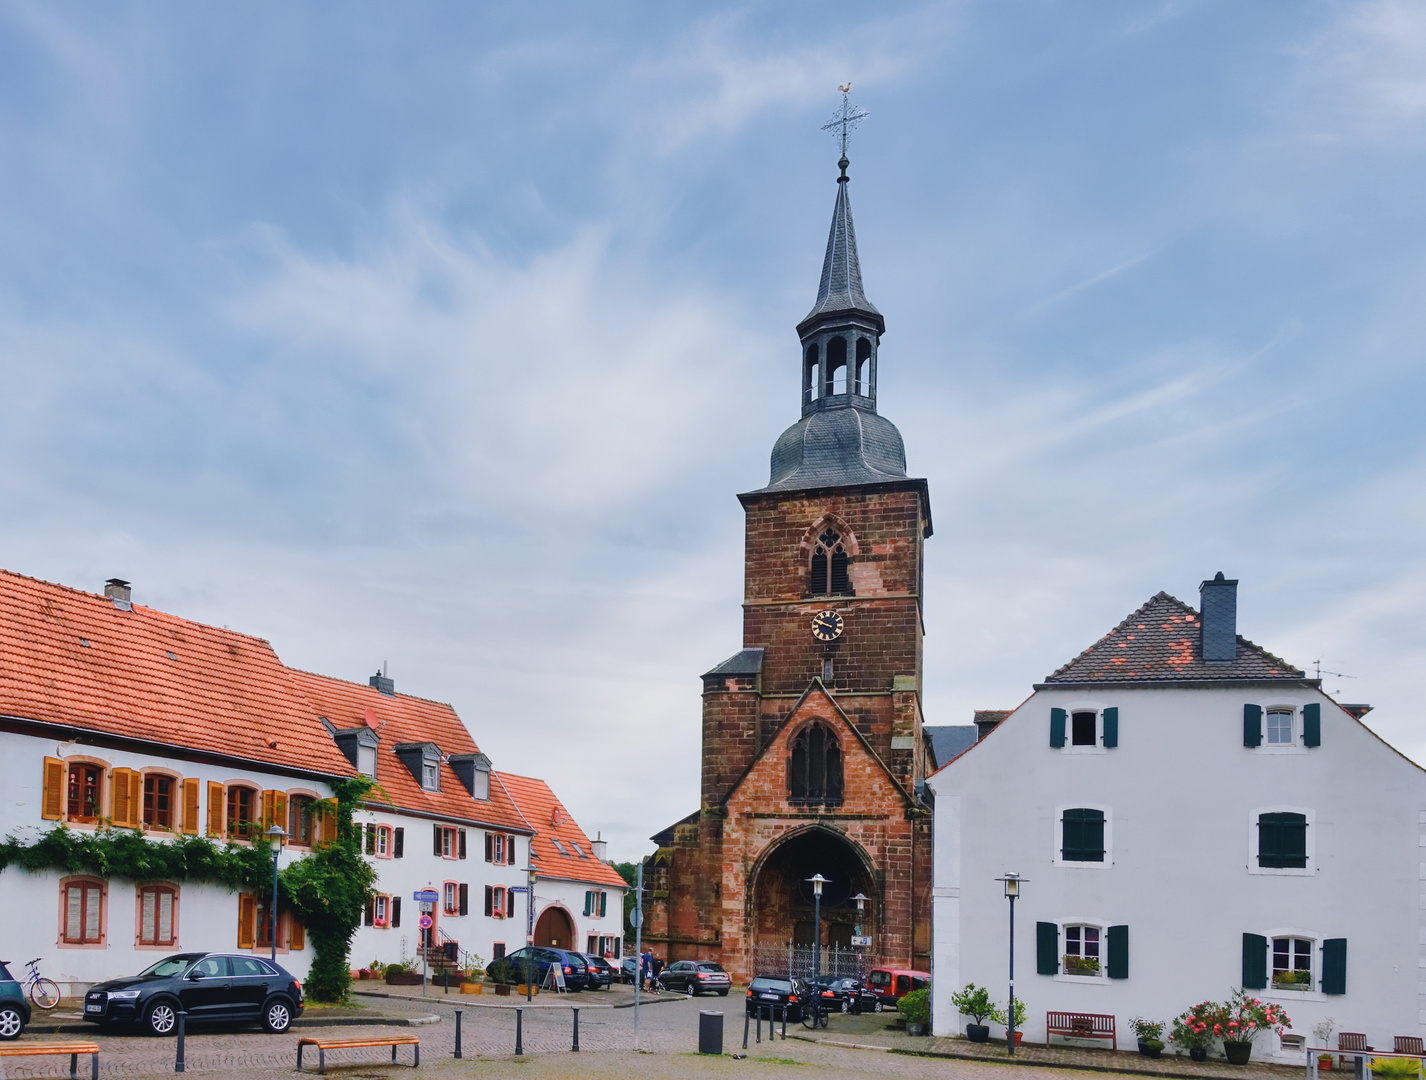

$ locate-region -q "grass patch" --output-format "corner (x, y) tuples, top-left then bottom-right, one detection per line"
(753, 1057), (802, 1066)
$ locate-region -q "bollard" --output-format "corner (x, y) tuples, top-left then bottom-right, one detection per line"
(743, 1010), (751, 1050)
(174, 1009), (187, 1073)
(515, 1007), (524, 1056)
(698, 1011), (724, 1055)
(454, 1008), (462, 1059)
(781, 1004), (787, 1040)
(444, 967), (449, 995)
(572, 1006), (580, 1052)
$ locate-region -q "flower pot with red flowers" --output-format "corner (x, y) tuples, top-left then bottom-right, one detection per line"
(1175, 990), (1292, 1066)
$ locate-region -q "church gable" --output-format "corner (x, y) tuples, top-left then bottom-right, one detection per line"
(724, 682), (912, 816)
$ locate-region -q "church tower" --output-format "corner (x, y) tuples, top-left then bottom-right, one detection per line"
(646, 147), (935, 978)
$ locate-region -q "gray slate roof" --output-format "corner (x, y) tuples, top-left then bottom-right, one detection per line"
(1041, 591), (1307, 686)
(703, 648), (765, 677)
(800, 167), (880, 331)
(757, 405), (908, 492)
(926, 725), (978, 770)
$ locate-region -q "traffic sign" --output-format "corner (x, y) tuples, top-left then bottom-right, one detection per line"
(413, 889), (439, 903)
(419, 902), (434, 913)
(631, 909), (643, 928)
(850, 935), (871, 946)
(418, 914), (433, 930)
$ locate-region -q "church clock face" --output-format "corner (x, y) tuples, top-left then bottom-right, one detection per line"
(811, 609), (844, 642)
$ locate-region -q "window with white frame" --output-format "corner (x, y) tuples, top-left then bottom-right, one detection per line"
(1063, 924), (1102, 977)
(444, 882), (458, 915)
(422, 759), (439, 791)
(1266, 707), (1294, 746)
(1271, 936), (1313, 991)
(373, 895), (388, 927)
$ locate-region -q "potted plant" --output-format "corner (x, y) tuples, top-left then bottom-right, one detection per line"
(488, 957), (517, 996)
(951, 984), (996, 1043)
(1372, 1059), (1422, 1080)
(1170, 1008), (1214, 1062)
(1314, 1019), (1337, 1072)
(1202, 989), (1292, 1065)
(993, 997), (1027, 1046)
(1064, 955), (1101, 976)
(898, 989), (932, 1037)
(384, 961), (422, 986)
(1132, 1017), (1166, 1058)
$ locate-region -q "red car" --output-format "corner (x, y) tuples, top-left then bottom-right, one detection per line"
(864, 967), (930, 1012)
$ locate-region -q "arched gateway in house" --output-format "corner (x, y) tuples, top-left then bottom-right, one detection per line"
(643, 146), (934, 981)
(534, 906), (574, 950)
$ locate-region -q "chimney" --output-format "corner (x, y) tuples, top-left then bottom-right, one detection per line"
(368, 663), (395, 696)
(105, 578), (133, 612)
(590, 832), (608, 862)
(1198, 572), (1238, 663)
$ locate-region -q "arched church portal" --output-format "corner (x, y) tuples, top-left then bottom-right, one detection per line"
(750, 826), (876, 953)
(534, 906), (574, 950)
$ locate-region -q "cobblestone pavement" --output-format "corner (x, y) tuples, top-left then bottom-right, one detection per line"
(0, 990), (1307, 1080)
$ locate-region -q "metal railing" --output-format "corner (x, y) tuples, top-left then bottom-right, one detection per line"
(750, 942), (877, 981)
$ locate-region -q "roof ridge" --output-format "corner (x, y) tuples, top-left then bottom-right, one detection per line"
(0, 568), (277, 647)
(287, 665), (458, 710)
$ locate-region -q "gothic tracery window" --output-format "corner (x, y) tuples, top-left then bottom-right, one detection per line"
(809, 528), (853, 597)
(789, 723), (844, 806)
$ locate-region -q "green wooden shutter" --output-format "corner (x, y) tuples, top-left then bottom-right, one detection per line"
(1242, 933), (1268, 989)
(1304, 703), (1321, 747)
(1050, 708), (1066, 749)
(1106, 925), (1128, 979)
(600, 892), (608, 917)
(1101, 707), (1118, 748)
(1321, 938), (1346, 994)
(1258, 812), (1307, 868)
(1243, 704), (1263, 748)
(1061, 808), (1105, 862)
(1036, 922), (1059, 975)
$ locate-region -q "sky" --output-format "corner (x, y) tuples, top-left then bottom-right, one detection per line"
(2, 1), (1425, 860)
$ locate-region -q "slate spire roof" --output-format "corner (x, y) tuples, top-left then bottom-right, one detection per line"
(1039, 591), (1308, 686)
(799, 157), (881, 333)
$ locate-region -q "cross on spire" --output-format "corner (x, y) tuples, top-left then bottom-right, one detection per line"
(821, 84), (869, 165)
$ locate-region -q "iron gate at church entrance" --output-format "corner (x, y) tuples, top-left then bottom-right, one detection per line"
(750, 942), (881, 981)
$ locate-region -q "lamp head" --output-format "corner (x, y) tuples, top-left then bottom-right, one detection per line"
(267, 824), (287, 849)
(527, 864), (538, 886)
(997, 872), (1023, 898)
(806, 873), (829, 897)
(851, 892), (869, 911)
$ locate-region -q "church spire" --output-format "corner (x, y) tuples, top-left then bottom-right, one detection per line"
(798, 154), (882, 336)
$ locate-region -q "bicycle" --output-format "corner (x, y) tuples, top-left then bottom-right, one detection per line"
(21, 958), (60, 1010)
(800, 989), (830, 1030)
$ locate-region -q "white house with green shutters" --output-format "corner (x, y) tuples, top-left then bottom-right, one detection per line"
(930, 573), (1426, 1058)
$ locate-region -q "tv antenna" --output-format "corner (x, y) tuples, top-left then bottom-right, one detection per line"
(1313, 659), (1356, 682)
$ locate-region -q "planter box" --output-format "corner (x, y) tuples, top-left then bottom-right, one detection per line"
(460, 982), (484, 995)
(516, 985), (540, 997)
(385, 972), (423, 986)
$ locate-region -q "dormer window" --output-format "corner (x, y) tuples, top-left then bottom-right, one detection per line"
(393, 742), (443, 793)
(358, 744), (377, 779)
(422, 760), (439, 791)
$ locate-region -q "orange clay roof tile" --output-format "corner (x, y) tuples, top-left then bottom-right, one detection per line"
(289, 668), (531, 831)
(0, 569), (353, 776)
(495, 772), (625, 889)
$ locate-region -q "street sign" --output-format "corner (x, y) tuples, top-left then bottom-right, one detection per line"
(418, 914), (433, 930)
(850, 935), (871, 946)
(631, 909), (643, 928)
(419, 902), (434, 913)
(508, 886), (527, 895)
(413, 889), (439, 903)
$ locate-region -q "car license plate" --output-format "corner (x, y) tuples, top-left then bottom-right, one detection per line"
(86, 1004), (104, 1013)
(760, 993), (780, 1000)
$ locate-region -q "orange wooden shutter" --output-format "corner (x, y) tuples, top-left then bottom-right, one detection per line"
(317, 798), (337, 844)
(237, 894), (255, 949)
(182, 779), (200, 835)
(129, 771), (143, 828)
(42, 757), (64, 820)
(261, 789), (276, 828)
(112, 768), (137, 827)
(288, 916), (304, 951)
(207, 782), (225, 837)
(272, 792), (287, 835)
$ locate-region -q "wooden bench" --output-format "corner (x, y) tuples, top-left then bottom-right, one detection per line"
(0, 1041), (99, 1080)
(1046, 1012), (1116, 1051)
(297, 1035), (419, 1074)
(1396, 1038), (1424, 1057)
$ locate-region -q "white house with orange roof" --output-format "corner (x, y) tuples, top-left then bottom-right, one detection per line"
(930, 574), (1426, 1059)
(0, 569), (624, 997)
(496, 773), (627, 960)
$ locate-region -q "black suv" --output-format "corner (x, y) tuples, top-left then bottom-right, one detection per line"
(489, 947), (592, 991)
(83, 953), (304, 1035)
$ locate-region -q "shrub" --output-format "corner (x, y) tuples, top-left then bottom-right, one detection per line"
(950, 984), (995, 1026)
(488, 957), (518, 985)
(1372, 1059), (1422, 1080)
(898, 989), (931, 1026)
(1132, 1017), (1166, 1042)
(1170, 1009), (1212, 1051)
(993, 997), (1027, 1030)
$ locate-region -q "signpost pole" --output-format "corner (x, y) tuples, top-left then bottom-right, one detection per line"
(633, 861), (644, 1051)
(412, 889), (440, 1001)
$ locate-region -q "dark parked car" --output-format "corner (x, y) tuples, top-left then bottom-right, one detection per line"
(83, 953), (304, 1035)
(744, 974), (803, 1021)
(619, 957), (639, 984)
(658, 960), (731, 996)
(489, 947), (592, 991)
(0, 961), (33, 1040)
(580, 954), (615, 989)
(807, 976), (866, 1013)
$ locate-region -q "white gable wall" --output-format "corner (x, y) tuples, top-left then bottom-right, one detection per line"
(931, 685), (1426, 1055)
